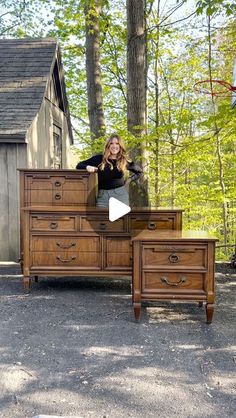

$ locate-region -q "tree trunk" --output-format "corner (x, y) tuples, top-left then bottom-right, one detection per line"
(154, 0), (161, 207)
(84, 0), (105, 139)
(127, 0), (149, 207)
(207, 15), (228, 248)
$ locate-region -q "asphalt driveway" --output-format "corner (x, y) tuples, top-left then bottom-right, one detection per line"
(0, 264), (235, 418)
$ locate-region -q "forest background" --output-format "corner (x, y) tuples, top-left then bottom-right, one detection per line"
(0, 0), (235, 261)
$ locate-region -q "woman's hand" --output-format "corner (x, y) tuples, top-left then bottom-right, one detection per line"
(86, 165), (98, 173)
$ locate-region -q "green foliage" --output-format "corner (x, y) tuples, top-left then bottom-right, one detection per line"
(196, 0), (236, 16)
(1, 0), (235, 261)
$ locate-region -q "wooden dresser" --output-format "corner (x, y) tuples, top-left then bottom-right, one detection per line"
(19, 169), (183, 291)
(132, 230), (218, 323)
(19, 169), (97, 207)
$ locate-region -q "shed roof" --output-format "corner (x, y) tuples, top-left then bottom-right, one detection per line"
(0, 38), (73, 142)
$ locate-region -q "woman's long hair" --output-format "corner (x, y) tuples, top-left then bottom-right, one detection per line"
(99, 134), (131, 171)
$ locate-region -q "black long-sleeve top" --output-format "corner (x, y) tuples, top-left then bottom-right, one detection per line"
(76, 153), (143, 190)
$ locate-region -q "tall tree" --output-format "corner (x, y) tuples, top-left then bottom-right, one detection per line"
(126, 0), (148, 206)
(84, 0), (105, 139)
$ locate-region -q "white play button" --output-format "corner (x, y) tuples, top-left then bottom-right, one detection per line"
(109, 197), (131, 222)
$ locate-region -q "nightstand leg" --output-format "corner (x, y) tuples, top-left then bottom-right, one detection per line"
(23, 276), (30, 292)
(133, 302), (141, 321)
(206, 303), (214, 323)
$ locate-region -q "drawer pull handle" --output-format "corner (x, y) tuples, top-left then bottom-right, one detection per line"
(50, 222), (58, 229)
(55, 181), (61, 187)
(56, 255), (76, 263)
(168, 253), (180, 263)
(56, 242), (76, 249)
(161, 276), (186, 286)
(99, 222), (107, 230)
(148, 222), (156, 230)
(55, 193), (62, 200)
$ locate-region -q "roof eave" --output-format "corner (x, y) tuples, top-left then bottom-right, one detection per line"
(47, 44), (74, 145)
(0, 133), (26, 143)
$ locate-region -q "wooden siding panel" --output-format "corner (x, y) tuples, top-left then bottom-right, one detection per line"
(7, 144), (19, 260)
(0, 144), (26, 261)
(0, 145), (9, 259)
(26, 101), (51, 168)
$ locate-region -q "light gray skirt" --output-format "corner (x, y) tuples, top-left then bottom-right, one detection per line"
(96, 185), (129, 208)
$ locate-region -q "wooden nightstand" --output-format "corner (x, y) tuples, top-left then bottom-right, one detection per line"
(131, 230), (218, 323)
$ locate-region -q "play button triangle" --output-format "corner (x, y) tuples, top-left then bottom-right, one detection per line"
(109, 197), (131, 222)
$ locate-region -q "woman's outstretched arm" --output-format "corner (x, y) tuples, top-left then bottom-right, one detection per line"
(76, 154), (102, 169)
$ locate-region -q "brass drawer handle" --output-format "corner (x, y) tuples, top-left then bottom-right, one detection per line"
(55, 181), (61, 187)
(148, 222), (156, 230)
(56, 255), (76, 263)
(50, 222), (58, 229)
(99, 222), (107, 230)
(168, 253), (180, 263)
(56, 242), (76, 249)
(54, 193), (62, 200)
(161, 276), (186, 286)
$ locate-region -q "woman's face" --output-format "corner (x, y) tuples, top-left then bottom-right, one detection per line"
(109, 137), (120, 156)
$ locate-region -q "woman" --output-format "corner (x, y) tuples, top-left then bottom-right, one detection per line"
(76, 134), (143, 207)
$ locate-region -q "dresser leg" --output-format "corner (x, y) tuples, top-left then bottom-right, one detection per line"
(133, 303), (141, 321)
(23, 276), (30, 292)
(34, 275), (38, 283)
(198, 302), (203, 307)
(206, 303), (214, 324)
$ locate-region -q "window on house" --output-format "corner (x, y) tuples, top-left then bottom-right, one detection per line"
(53, 124), (62, 169)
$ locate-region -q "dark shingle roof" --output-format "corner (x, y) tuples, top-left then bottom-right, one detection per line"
(0, 38), (58, 139)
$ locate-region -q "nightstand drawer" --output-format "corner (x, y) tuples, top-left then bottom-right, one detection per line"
(30, 215), (76, 231)
(31, 236), (99, 252)
(142, 271), (205, 294)
(142, 244), (207, 269)
(80, 216), (126, 232)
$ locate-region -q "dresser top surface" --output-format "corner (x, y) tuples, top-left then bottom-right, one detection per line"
(23, 206), (184, 213)
(131, 229), (218, 241)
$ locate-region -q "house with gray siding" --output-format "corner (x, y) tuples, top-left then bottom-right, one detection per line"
(0, 38), (73, 261)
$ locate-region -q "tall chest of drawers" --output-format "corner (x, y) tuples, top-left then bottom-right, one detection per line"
(19, 169), (183, 291)
(19, 169), (97, 207)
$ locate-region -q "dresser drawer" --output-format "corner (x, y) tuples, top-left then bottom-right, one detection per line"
(30, 215), (76, 231)
(142, 271), (206, 294)
(51, 190), (87, 205)
(24, 172), (91, 206)
(80, 216), (126, 232)
(50, 175), (88, 191)
(142, 244), (207, 269)
(25, 174), (87, 190)
(31, 251), (100, 268)
(129, 214), (177, 231)
(31, 236), (99, 252)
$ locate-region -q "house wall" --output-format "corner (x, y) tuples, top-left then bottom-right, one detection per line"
(0, 143), (27, 261)
(1, 99), (71, 261)
(26, 98), (71, 168)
